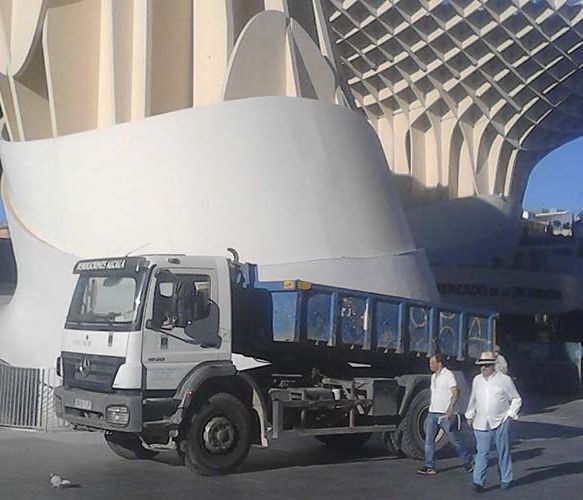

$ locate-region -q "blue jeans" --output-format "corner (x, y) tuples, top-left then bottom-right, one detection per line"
(473, 419), (512, 487)
(424, 412), (471, 468)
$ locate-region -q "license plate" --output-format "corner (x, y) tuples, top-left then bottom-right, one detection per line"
(74, 398), (92, 411)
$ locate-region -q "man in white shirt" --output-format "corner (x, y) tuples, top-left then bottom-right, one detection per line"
(465, 351), (522, 492)
(417, 353), (473, 475)
(493, 345), (508, 375)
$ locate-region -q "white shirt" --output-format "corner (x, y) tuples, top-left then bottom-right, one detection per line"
(429, 367), (457, 413)
(495, 354), (508, 374)
(465, 371), (522, 430)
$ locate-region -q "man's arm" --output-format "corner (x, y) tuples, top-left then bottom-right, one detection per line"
(506, 377), (522, 420)
(446, 386), (458, 418)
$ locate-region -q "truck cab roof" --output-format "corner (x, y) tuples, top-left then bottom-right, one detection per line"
(73, 255), (229, 274)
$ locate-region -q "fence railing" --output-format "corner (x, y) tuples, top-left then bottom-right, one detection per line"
(0, 364), (69, 432)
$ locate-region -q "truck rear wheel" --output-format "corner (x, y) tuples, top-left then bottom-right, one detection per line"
(184, 392), (252, 476)
(397, 388), (448, 460)
(104, 432), (159, 460)
(315, 433), (372, 450)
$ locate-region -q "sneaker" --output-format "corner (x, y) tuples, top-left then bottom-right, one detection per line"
(417, 466), (437, 475)
(501, 482), (511, 490)
(473, 483), (484, 493)
(464, 461), (475, 473)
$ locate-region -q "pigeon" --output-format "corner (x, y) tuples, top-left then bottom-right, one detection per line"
(49, 474), (80, 489)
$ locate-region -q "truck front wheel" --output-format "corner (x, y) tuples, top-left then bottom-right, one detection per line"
(315, 433), (372, 450)
(184, 392), (252, 476)
(397, 388), (448, 460)
(104, 432), (159, 460)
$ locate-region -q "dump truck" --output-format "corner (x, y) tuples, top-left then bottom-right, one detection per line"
(54, 254), (495, 475)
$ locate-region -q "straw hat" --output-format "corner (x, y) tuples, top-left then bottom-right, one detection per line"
(475, 351), (496, 365)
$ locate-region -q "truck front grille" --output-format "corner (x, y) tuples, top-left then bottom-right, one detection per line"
(62, 352), (125, 392)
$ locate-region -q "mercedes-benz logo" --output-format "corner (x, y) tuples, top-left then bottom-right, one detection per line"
(78, 356), (91, 377)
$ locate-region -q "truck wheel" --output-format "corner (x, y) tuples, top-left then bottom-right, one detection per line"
(184, 392), (251, 476)
(397, 388), (448, 460)
(104, 432), (159, 460)
(315, 433), (372, 450)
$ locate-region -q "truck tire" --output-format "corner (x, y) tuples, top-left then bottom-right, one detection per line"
(104, 432), (159, 460)
(315, 433), (372, 450)
(397, 388), (448, 460)
(184, 392), (252, 476)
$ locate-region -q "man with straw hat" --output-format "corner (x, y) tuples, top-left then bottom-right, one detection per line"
(465, 351), (522, 493)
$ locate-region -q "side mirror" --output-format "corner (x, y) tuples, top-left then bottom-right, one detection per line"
(150, 270), (178, 330)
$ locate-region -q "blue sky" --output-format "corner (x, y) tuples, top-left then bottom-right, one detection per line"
(0, 136), (581, 224)
(522, 136), (583, 215)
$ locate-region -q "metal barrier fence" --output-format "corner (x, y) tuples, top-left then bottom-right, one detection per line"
(0, 364), (69, 432)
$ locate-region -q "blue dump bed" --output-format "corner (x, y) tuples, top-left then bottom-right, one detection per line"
(248, 278), (495, 362)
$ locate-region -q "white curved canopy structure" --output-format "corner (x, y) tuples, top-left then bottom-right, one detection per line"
(0, 1), (582, 366)
(0, 1), (581, 203)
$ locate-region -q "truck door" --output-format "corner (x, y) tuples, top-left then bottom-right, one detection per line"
(142, 266), (228, 390)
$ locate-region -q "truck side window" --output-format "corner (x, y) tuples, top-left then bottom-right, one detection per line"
(175, 274), (211, 327)
(178, 273), (221, 348)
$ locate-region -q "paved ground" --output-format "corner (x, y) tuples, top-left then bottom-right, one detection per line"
(1, 395), (582, 500)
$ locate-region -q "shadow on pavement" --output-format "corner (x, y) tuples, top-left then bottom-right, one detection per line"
(240, 450), (393, 474)
(485, 447), (544, 469)
(520, 394), (581, 416)
(236, 438), (392, 474)
(151, 453), (183, 467)
(144, 435), (393, 474)
(436, 447), (544, 475)
(512, 461), (583, 487)
(513, 421), (583, 441)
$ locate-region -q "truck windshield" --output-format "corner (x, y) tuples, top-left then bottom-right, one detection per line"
(66, 270), (149, 331)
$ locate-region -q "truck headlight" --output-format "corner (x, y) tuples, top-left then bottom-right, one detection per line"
(106, 406), (130, 427)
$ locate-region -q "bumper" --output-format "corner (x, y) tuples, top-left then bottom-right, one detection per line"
(54, 386), (143, 433)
